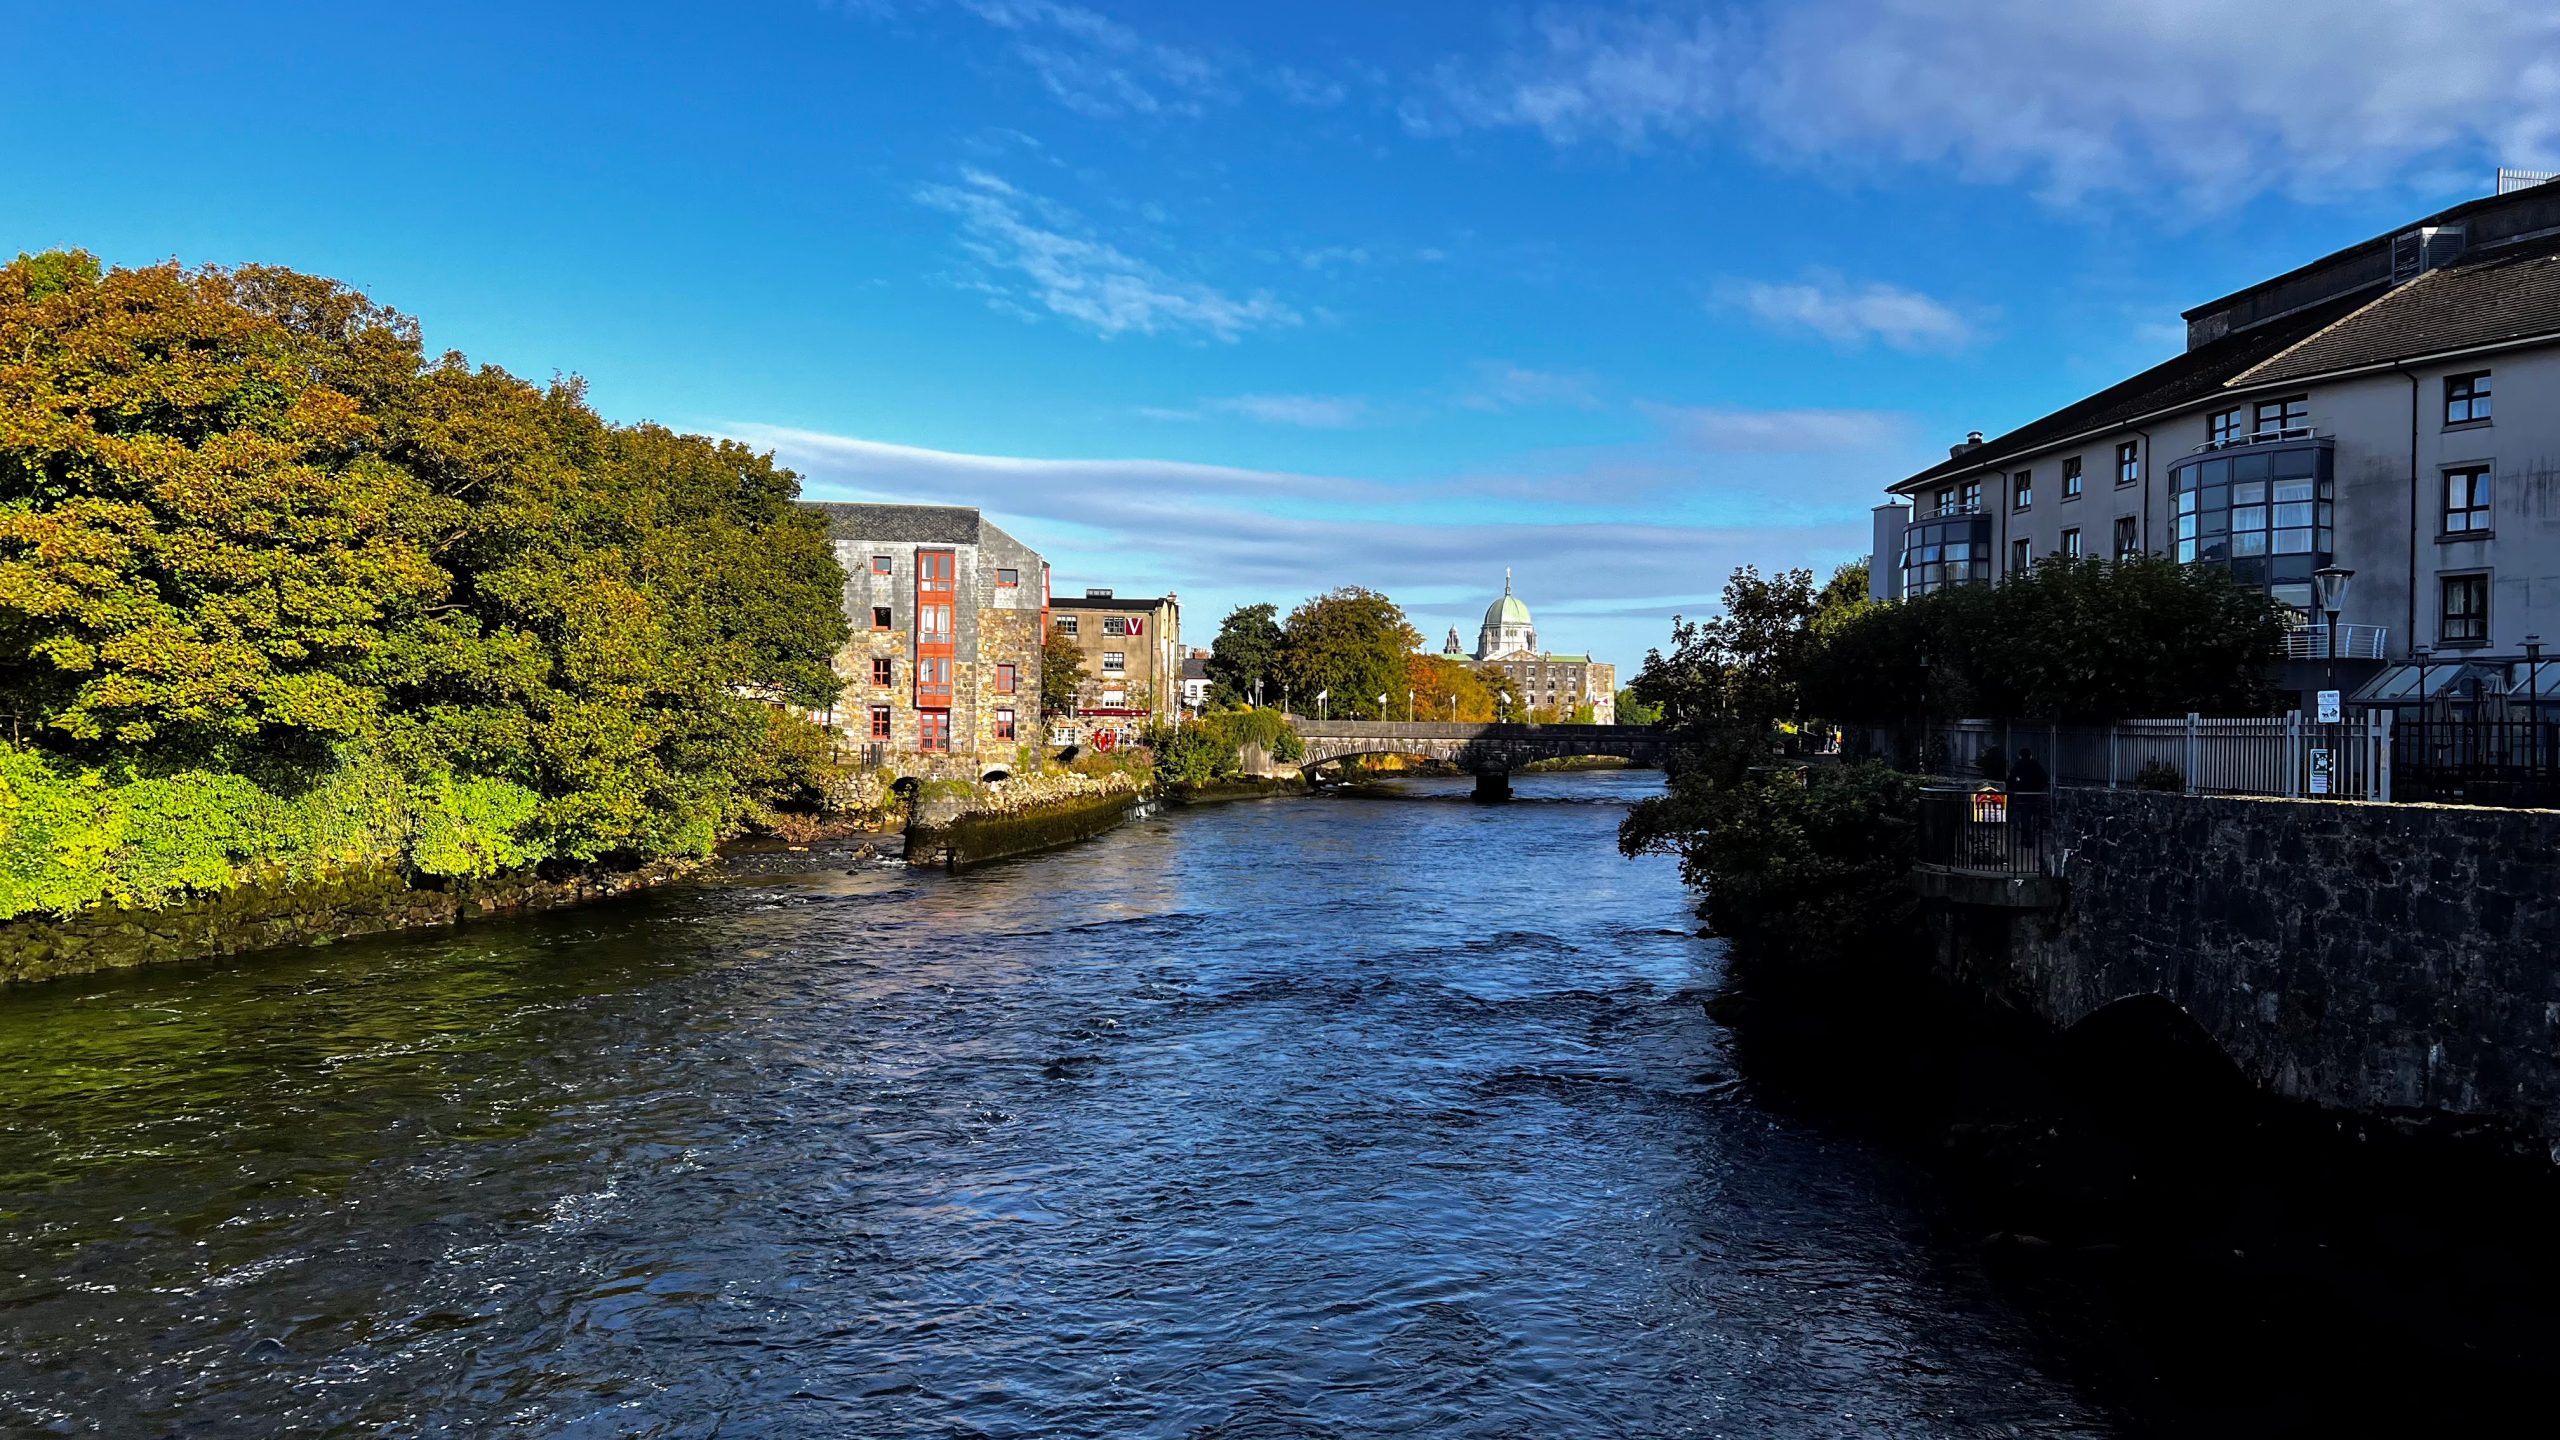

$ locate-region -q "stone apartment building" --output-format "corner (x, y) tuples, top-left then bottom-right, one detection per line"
(1460, 573), (1618, 723)
(809, 503), (1047, 778)
(1872, 173), (2560, 706)
(1049, 589), (1182, 734)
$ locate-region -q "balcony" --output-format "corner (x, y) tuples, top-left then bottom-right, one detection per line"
(2281, 623), (2388, 661)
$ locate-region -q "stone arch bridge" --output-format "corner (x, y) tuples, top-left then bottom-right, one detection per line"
(1287, 719), (1667, 800)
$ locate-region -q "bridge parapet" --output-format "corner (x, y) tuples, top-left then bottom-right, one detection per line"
(1286, 718), (1666, 774)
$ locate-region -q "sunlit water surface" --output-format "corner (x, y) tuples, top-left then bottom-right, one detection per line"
(0, 772), (2112, 1436)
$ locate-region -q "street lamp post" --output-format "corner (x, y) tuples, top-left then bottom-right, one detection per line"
(1407, 690), (1415, 722)
(2314, 566), (2354, 793)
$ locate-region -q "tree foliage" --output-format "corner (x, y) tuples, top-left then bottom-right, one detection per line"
(1041, 622), (1086, 716)
(1204, 602), (1283, 707)
(1276, 587), (1419, 717)
(0, 250), (849, 917)
(1407, 653), (1495, 722)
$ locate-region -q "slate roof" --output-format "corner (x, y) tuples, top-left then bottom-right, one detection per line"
(806, 502), (983, 545)
(2235, 231), (2560, 386)
(1052, 593), (1176, 609)
(1895, 290), (2373, 492)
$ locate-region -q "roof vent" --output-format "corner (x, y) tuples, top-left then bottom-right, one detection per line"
(2391, 224), (2467, 284)
(2498, 167), (2559, 196)
(1948, 431), (1985, 459)
(1085, 587), (1113, 599)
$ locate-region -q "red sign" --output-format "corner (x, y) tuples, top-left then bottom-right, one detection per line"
(1091, 730), (1117, 752)
(1126, 618), (1146, 636)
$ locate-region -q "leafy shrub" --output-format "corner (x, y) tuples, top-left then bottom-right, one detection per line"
(2135, 759), (2185, 792)
(1975, 745), (2008, 782)
(1621, 760), (1921, 959)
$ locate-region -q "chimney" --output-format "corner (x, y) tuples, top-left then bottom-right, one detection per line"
(1948, 431), (1985, 459)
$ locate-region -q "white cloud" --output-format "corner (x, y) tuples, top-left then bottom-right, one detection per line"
(1137, 394), (1372, 427)
(1722, 274), (1977, 352)
(957, 0), (1225, 118)
(1415, 0), (2560, 205)
(915, 170), (1299, 341)
(1294, 245), (1372, 271)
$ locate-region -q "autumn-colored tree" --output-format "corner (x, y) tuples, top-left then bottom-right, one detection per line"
(1407, 652), (1494, 722)
(0, 249), (849, 912)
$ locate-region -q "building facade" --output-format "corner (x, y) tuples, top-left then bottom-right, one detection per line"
(810, 503), (1047, 778)
(1050, 589), (1182, 737)
(1179, 650), (1212, 714)
(1463, 575), (1617, 723)
(1871, 177), (2560, 703)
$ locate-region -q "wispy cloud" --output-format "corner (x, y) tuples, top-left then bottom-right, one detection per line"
(1721, 275), (1978, 353)
(1457, 361), (1603, 413)
(915, 169), (1299, 341)
(1140, 394), (1372, 427)
(1642, 403), (1910, 454)
(956, 0), (1225, 118)
(723, 421), (1878, 663)
(1412, 0), (2560, 206)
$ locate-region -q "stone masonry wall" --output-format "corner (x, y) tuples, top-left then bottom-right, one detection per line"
(1975, 789), (2560, 1154)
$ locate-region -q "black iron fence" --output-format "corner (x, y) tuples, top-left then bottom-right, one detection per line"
(1916, 788), (2053, 876)
(2391, 711), (2560, 807)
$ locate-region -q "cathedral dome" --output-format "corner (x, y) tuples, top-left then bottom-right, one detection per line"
(1482, 589), (1532, 631)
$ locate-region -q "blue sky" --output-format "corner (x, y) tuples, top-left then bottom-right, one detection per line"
(10, 1), (2559, 672)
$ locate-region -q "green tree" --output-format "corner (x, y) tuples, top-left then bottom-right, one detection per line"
(1615, 687), (1663, 726)
(1277, 587), (1419, 718)
(1204, 602), (1283, 707)
(1041, 622), (1086, 717)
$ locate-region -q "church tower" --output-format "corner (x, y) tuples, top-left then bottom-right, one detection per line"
(1474, 570), (1536, 661)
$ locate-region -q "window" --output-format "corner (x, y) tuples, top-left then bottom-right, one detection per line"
(868, 705), (891, 740)
(1104, 616), (1130, 636)
(2116, 441), (2140, 486)
(1934, 486), (1956, 515)
(2172, 443), (2334, 612)
(2062, 456), (2083, 499)
(1102, 651), (1127, 674)
(2252, 396), (2308, 436)
(871, 554), (892, 575)
(918, 551), (954, 586)
(1959, 480), (1983, 513)
(2113, 515), (2139, 560)
(996, 567), (1021, 587)
(919, 603), (954, 641)
(2445, 371), (2492, 426)
(2012, 470), (2033, 510)
(2062, 527), (2083, 560)
(918, 710), (952, 752)
(996, 662), (1017, 694)
(916, 656), (951, 702)
(872, 605), (892, 631)
(2444, 465), (2493, 534)
(2209, 408), (2243, 446)
(2010, 537), (2031, 572)
(994, 707), (1016, 741)
(1055, 616), (1079, 637)
(871, 657), (893, 687)
(2440, 574), (2489, 647)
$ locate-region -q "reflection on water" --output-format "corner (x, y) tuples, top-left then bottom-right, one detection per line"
(0, 771), (2111, 1436)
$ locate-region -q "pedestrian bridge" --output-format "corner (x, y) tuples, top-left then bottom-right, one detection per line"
(1286, 719), (1667, 799)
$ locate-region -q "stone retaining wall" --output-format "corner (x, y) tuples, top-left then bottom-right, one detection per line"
(1939, 789), (2560, 1156)
(905, 769), (1148, 869)
(0, 858), (701, 987)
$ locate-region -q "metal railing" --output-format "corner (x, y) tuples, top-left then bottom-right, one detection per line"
(1916, 788), (2053, 876)
(2191, 426), (2323, 454)
(1920, 712), (2392, 801)
(2281, 623), (2388, 660)
(2392, 711), (2560, 807)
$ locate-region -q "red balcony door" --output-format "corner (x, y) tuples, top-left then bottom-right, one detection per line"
(915, 549), (956, 739)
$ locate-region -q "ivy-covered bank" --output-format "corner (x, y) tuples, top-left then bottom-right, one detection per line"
(0, 250), (848, 977)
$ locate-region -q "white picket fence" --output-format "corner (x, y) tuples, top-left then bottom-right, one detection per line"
(1922, 711), (2393, 801)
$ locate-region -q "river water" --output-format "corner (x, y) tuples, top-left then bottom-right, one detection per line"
(0, 772), (2118, 1437)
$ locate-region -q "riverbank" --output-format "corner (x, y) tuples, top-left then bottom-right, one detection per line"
(904, 769), (1150, 869)
(0, 856), (702, 987)
(1719, 948), (2560, 1433)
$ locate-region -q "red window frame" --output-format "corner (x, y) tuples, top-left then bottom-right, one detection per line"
(872, 657), (893, 687)
(918, 710), (952, 752)
(870, 554), (892, 575)
(914, 549), (956, 707)
(868, 705), (891, 740)
(996, 663), (1017, 694)
(995, 708), (1016, 740)
(872, 605), (893, 631)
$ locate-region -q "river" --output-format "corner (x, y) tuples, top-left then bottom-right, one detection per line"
(0, 771), (2119, 1436)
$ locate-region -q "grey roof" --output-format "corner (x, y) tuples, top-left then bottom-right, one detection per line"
(1895, 292), (2370, 492)
(1181, 657), (1209, 680)
(1052, 593), (1175, 610)
(2235, 231), (2560, 385)
(806, 502), (983, 545)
